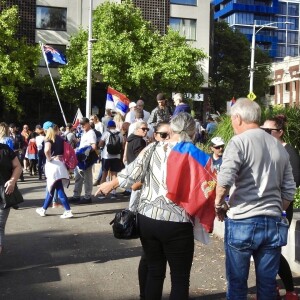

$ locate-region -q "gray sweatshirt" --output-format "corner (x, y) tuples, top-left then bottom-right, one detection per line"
(218, 128), (296, 219)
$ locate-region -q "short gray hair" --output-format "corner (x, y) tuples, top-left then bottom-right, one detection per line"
(135, 121), (147, 131)
(170, 112), (195, 142)
(173, 93), (183, 103)
(231, 98), (261, 124)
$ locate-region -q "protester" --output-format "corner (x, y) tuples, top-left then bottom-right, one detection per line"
(35, 121), (73, 219)
(125, 102), (137, 124)
(205, 116), (217, 136)
(0, 122), (13, 150)
(209, 136), (225, 173)
(35, 126), (45, 180)
(148, 93), (172, 126)
(25, 132), (38, 176)
(0, 143), (22, 254)
(136, 99), (150, 122)
(70, 117), (97, 204)
(102, 109), (113, 131)
(21, 124), (31, 172)
(95, 113), (216, 300)
(172, 93), (191, 116)
(90, 115), (104, 135)
(64, 123), (77, 149)
(113, 112), (124, 131)
(261, 114), (299, 300)
(214, 98), (296, 299)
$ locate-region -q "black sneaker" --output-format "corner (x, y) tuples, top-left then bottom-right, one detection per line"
(122, 191), (131, 196)
(78, 198), (92, 204)
(69, 197), (80, 203)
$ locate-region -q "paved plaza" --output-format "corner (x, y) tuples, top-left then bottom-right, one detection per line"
(0, 173), (299, 300)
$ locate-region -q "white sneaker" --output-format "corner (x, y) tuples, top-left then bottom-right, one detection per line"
(36, 207), (46, 217)
(60, 210), (73, 219)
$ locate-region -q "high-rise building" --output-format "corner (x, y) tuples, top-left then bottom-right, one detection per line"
(212, 0), (300, 61)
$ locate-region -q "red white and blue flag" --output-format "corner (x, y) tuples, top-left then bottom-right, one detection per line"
(43, 45), (67, 65)
(106, 87), (130, 116)
(166, 142), (216, 233)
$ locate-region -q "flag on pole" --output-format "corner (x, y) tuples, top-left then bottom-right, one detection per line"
(106, 87), (130, 116)
(72, 108), (84, 128)
(42, 44), (67, 65)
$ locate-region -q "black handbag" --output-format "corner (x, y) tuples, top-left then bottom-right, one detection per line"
(0, 173), (24, 210)
(109, 209), (139, 239)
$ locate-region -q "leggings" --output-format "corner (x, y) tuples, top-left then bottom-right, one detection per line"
(42, 180), (70, 211)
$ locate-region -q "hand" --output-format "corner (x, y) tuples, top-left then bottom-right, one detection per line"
(215, 202), (229, 222)
(4, 179), (16, 195)
(94, 181), (114, 196)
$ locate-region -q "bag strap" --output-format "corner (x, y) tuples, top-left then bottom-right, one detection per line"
(140, 142), (158, 184)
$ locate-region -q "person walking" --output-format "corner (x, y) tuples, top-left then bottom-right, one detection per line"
(214, 98), (296, 300)
(35, 121), (73, 219)
(95, 113), (216, 300)
(261, 114), (299, 300)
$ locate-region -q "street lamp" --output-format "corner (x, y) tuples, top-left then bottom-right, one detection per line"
(249, 20), (292, 94)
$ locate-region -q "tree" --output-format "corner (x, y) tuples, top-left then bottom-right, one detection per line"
(0, 5), (40, 115)
(59, 0), (206, 104)
(210, 21), (271, 112)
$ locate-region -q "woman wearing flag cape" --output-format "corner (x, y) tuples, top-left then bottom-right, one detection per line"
(95, 113), (216, 300)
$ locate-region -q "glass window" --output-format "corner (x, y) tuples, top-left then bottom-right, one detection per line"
(170, 0), (197, 4)
(288, 17), (299, 30)
(288, 3), (299, 16)
(170, 18), (196, 40)
(36, 6), (67, 31)
(278, 2), (287, 15)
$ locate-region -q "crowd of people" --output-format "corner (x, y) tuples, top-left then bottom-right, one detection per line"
(0, 94), (299, 300)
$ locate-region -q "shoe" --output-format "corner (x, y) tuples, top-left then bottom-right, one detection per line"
(98, 195), (106, 199)
(285, 291), (299, 300)
(12, 205), (19, 210)
(36, 207), (46, 217)
(52, 202), (63, 208)
(69, 197), (80, 203)
(60, 210), (73, 219)
(78, 198), (92, 204)
(122, 191), (131, 196)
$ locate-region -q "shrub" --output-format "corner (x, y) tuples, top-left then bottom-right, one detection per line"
(294, 187), (300, 209)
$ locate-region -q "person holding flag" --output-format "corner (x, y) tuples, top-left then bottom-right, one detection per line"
(94, 113), (216, 300)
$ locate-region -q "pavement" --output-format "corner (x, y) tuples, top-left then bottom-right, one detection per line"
(0, 173), (299, 300)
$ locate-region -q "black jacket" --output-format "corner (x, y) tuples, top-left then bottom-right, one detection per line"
(126, 134), (146, 164)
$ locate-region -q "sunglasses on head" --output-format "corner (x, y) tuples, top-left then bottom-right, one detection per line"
(213, 145), (224, 149)
(156, 132), (169, 139)
(261, 128), (281, 134)
(140, 127), (149, 132)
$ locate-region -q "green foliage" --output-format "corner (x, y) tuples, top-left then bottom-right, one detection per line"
(294, 187), (300, 209)
(210, 21), (271, 112)
(0, 5), (40, 114)
(59, 0), (206, 104)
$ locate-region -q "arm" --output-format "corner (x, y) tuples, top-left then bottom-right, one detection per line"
(4, 156), (22, 194)
(44, 141), (52, 162)
(123, 141), (128, 164)
(214, 184), (230, 221)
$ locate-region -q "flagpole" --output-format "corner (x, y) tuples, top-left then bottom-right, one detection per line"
(40, 42), (68, 126)
(86, 0), (93, 118)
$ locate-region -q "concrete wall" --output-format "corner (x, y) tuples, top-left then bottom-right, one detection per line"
(213, 212), (300, 275)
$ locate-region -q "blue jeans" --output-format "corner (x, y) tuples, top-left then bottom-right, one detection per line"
(224, 216), (288, 300)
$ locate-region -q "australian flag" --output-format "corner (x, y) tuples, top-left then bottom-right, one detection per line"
(43, 45), (67, 65)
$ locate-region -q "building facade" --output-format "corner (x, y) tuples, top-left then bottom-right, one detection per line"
(212, 0), (300, 61)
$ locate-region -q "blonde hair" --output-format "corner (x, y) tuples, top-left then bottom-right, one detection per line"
(0, 122), (9, 140)
(45, 127), (56, 143)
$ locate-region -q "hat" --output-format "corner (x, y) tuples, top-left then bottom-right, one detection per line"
(80, 117), (90, 125)
(211, 137), (225, 147)
(107, 120), (116, 128)
(156, 93), (166, 101)
(43, 121), (54, 130)
(129, 102), (136, 109)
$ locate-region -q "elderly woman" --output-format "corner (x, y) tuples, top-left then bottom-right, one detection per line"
(35, 121), (73, 219)
(172, 93), (191, 117)
(0, 142), (22, 254)
(95, 113), (215, 300)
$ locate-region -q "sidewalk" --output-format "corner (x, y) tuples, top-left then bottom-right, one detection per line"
(0, 174), (299, 300)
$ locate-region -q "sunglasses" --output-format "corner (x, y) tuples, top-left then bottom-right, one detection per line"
(156, 132), (169, 139)
(213, 145), (224, 149)
(261, 128), (281, 134)
(140, 127), (149, 132)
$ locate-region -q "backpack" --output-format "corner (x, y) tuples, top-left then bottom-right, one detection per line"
(93, 129), (102, 149)
(106, 131), (122, 155)
(63, 140), (78, 169)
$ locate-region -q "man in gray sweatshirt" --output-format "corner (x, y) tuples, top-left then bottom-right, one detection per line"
(214, 98), (296, 300)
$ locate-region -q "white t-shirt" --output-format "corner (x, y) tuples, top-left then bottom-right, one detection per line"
(79, 129), (97, 148)
(95, 122), (104, 134)
(101, 130), (123, 159)
(125, 111), (135, 124)
(36, 135), (45, 151)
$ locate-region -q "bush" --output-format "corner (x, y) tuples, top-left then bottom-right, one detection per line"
(294, 187), (300, 209)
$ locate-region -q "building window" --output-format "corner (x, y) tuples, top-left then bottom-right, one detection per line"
(170, 18), (196, 40)
(285, 82), (290, 92)
(36, 6), (67, 31)
(170, 0), (197, 5)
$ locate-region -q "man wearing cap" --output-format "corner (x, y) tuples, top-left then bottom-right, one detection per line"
(125, 102), (137, 124)
(70, 117), (97, 204)
(148, 93), (172, 126)
(210, 137), (225, 173)
(98, 120), (124, 198)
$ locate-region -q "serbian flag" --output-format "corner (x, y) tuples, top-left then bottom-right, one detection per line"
(72, 108), (84, 128)
(42, 44), (67, 65)
(106, 87), (130, 116)
(166, 142), (217, 233)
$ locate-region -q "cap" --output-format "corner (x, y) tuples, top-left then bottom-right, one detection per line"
(156, 93), (166, 101)
(80, 117), (90, 125)
(211, 137), (225, 147)
(107, 120), (116, 128)
(129, 102), (136, 109)
(43, 121), (54, 130)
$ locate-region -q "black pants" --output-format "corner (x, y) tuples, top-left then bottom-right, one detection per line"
(138, 214), (194, 300)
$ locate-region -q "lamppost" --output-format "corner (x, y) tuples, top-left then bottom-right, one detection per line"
(249, 20), (292, 94)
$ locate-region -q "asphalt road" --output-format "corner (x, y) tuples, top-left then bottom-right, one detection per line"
(0, 173), (299, 300)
